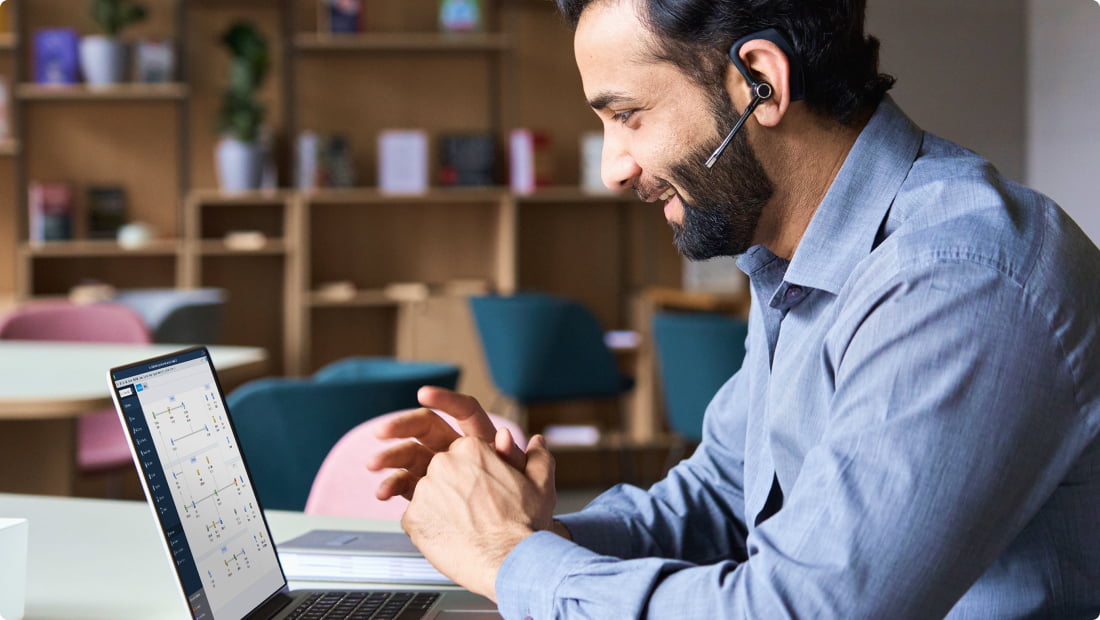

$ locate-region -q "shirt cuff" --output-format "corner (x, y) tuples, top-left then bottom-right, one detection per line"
(495, 530), (601, 620)
(556, 509), (635, 558)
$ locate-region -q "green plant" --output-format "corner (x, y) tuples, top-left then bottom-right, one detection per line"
(90, 0), (148, 37)
(217, 21), (270, 143)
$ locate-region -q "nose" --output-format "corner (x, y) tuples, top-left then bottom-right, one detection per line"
(601, 132), (641, 192)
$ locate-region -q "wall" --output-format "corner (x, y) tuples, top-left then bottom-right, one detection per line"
(866, 0), (1028, 182)
(1027, 0), (1100, 244)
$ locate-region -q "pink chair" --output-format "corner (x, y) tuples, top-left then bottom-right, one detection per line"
(0, 301), (151, 483)
(305, 409), (526, 519)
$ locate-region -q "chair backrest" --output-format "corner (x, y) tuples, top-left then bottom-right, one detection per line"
(225, 373), (446, 511)
(0, 301), (150, 343)
(313, 356), (460, 390)
(469, 293), (626, 404)
(305, 409), (526, 519)
(113, 288), (227, 344)
(652, 311), (748, 443)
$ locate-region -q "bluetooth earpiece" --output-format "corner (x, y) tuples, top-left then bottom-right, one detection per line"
(704, 28), (805, 169)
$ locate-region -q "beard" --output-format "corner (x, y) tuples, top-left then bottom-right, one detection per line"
(663, 105), (774, 260)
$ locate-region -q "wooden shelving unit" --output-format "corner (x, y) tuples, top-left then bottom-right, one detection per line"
(0, 139), (19, 157)
(294, 32), (511, 52)
(15, 82), (189, 101)
(20, 239), (182, 257)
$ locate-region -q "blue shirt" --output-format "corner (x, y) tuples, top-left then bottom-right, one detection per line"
(495, 98), (1100, 619)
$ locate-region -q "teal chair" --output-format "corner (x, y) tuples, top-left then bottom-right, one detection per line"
(226, 361), (459, 511)
(469, 293), (633, 431)
(652, 311), (748, 451)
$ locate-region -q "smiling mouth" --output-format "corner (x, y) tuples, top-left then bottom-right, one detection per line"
(659, 187), (676, 201)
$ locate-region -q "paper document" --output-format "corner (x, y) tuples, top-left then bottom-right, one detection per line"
(277, 529), (454, 586)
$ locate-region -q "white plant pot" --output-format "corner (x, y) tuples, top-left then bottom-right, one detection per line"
(80, 36), (126, 86)
(216, 137), (262, 192)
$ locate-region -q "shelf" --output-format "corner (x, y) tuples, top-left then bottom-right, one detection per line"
(306, 289), (400, 308)
(303, 187), (508, 205)
(0, 33), (17, 52)
(0, 139), (19, 156)
(20, 239), (182, 257)
(16, 83), (189, 102)
(295, 32), (511, 53)
(189, 190), (296, 206)
(514, 187), (639, 203)
(197, 239), (289, 256)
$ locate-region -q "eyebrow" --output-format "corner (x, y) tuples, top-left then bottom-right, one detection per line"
(587, 91), (635, 112)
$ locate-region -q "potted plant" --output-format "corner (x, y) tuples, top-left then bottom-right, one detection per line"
(80, 0), (147, 86)
(215, 21), (269, 192)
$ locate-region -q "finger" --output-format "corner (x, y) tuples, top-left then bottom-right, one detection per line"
(367, 440), (436, 477)
(374, 407), (462, 452)
(377, 470), (419, 502)
(523, 434), (556, 492)
(418, 386), (499, 442)
(495, 427), (527, 470)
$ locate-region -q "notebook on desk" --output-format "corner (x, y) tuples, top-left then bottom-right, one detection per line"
(108, 346), (500, 620)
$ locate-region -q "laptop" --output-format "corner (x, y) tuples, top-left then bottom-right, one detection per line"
(108, 346), (500, 620)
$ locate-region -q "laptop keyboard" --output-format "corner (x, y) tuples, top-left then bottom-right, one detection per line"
(286, 591), (440, 619)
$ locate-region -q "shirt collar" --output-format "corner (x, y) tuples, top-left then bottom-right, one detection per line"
(747, 97), (924, 296)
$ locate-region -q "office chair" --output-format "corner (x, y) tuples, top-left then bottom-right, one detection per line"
(468, 293), (634, 432)
(305, 408), (525, 519)
(113, 288), (227, 344)
(651, 311), (748, 465)
(226, 361), (460, 511)
(0, 301), (152, 495)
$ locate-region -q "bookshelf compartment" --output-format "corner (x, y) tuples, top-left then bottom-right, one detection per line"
(28, 255), (178, 296)
(308, 305), (399, 372)
(200, 254), (290, 374)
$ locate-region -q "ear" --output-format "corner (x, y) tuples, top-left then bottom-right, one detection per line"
(725, 38), (792, 128)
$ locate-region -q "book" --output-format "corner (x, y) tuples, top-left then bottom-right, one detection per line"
(438, 132), (495, 187)
(86, 185), (128, 239)
(134, 39), (175, 83)
(378, 130), (429, 194)
(439, 0), (482, 32)
(509, 129), (552, 194)
(277, 530), (453, 586)
(297, 131), (356, 190)
(33, 28), (80, 85)
(28, 182), (74, 243)
(325, 0), (364, 34)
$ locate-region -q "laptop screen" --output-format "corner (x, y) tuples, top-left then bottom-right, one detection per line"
(111, 347), (285, 620)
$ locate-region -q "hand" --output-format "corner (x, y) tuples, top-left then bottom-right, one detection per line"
(368, 387), (526, 501)
(401, 433), (557, 601)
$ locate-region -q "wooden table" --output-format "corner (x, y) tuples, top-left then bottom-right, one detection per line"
(0, 342), (268, 495)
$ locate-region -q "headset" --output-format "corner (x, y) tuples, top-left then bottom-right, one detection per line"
(704, 28), (807, 168)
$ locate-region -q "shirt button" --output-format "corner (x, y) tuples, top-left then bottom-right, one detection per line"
(786, 285), (804, 301)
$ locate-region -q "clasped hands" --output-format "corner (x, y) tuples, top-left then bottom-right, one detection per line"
(366, 386), (559, 601)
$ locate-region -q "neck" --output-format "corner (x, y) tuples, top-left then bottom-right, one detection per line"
(752, 108), (870, 260)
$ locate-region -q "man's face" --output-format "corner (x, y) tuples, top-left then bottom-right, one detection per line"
(575, 0), (774, 259)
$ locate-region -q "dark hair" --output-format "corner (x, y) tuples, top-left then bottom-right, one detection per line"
(556, 0), (895, 125)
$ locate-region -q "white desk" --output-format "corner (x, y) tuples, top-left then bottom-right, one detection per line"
(0, 343), (268, 495)
(0, 493), (409, 620)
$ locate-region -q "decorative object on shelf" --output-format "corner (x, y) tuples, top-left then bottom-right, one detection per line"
(69, 282), (118, 305)
(316, 281), (358, 302)
(81, 0), (148, 86)
(117, 221), (154, 249)
(439, 0), (482, 32)
(0, 76), (9, 140)
(33, 28), (81, 85)
(378, 129), (429, 194)
(580, 131), (614, 194)
(323, 0), (364, 34)
(509, 129), (553, 194)
(216, 21), (270, 193)
(297, 131), (356, 190)
(439, 132), (495, 187)
(87, 185), (128, 239)
(133, 39), (174, 83)
(223, 230), (267, 251)
(28, 182), (74, 242)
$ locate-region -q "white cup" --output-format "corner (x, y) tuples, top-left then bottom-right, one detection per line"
(0, 518), (29, 620)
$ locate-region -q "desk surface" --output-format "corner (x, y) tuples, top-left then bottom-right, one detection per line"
(0, 342), (268, 419)
(0, 493), (408, 620)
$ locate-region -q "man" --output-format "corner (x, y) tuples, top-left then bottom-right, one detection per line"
(370, 0), (1100, 617)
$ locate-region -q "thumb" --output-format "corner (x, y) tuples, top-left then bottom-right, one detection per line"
(523, 434), (555, 488)
(495, 427), (527, 470)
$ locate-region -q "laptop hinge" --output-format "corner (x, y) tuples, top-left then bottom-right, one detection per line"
(245, 589), (296, 619)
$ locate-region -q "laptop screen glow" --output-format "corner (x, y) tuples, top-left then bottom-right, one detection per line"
(112, 348), (284, 619)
